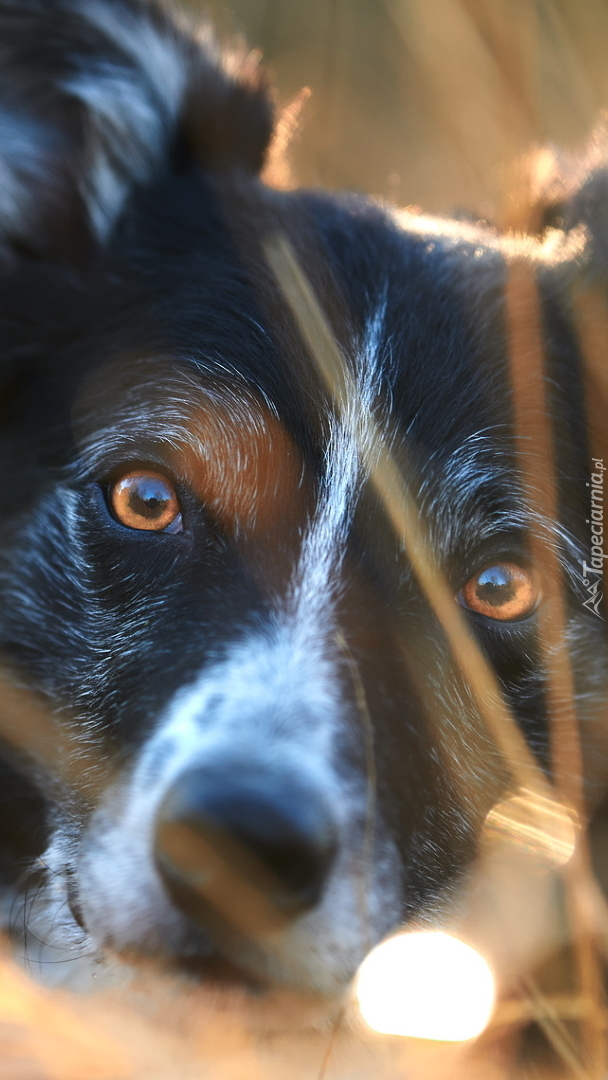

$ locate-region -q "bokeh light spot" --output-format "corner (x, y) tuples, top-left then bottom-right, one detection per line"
(484, 790), (578, 865)
(355, 930), (495, 1042)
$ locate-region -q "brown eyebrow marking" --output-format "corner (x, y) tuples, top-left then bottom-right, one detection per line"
(73, 353), (311, 544)
(174, 395), (307, 538)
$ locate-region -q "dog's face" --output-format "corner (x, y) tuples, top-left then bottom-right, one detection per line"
(0, 0), (606, 1019)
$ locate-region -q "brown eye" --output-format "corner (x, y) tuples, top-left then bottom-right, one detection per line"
(459, 562), (540, 621)
(109, 472), (183, 533)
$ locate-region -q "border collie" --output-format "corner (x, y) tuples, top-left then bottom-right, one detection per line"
(0, 0), (606, 1029)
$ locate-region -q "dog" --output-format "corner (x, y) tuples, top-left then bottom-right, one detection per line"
(0, 0), (606, 1037)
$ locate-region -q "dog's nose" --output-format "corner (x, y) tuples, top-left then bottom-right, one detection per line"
(154, 766), (337, 937)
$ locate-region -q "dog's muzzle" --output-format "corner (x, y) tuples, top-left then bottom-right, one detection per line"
(154, 763), (338, 940)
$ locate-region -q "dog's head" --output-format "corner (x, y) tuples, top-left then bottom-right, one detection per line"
(0, 0), (606, 1020)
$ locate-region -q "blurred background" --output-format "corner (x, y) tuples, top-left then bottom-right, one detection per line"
(184, 0), (608, 225)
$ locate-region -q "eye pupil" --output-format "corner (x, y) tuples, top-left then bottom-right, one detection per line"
(129, 481), (168, 519)
(474, 566), (517, 606)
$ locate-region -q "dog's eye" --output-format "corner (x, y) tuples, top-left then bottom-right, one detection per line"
(109, 472), (183, 533)
(459, 562), (540, 621)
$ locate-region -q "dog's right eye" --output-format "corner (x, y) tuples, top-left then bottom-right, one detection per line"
(458, 562), (540, 621)
(108, 471), (183, 533)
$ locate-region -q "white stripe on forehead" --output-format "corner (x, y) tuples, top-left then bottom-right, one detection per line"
(287, 300), (388, 627)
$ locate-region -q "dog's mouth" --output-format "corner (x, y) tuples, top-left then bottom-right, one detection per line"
(170, 951), (267, 993)
(67, 864), (273, 994)
(66, 880), (266, 992)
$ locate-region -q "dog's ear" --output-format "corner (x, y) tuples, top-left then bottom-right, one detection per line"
(0, 0), (274, 260)
(562, 166), (608, 276)
(528, 136), (608, 274)
(532, 139), (608, 478)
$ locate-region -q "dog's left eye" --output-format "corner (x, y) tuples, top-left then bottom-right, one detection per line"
(458, 562), (540, 621)
(108, 471), (183, 533)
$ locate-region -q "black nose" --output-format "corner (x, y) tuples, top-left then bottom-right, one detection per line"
(154, 766), (337, 938)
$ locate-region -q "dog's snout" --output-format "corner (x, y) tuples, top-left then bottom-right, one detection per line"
(154, 766), (337, 937)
